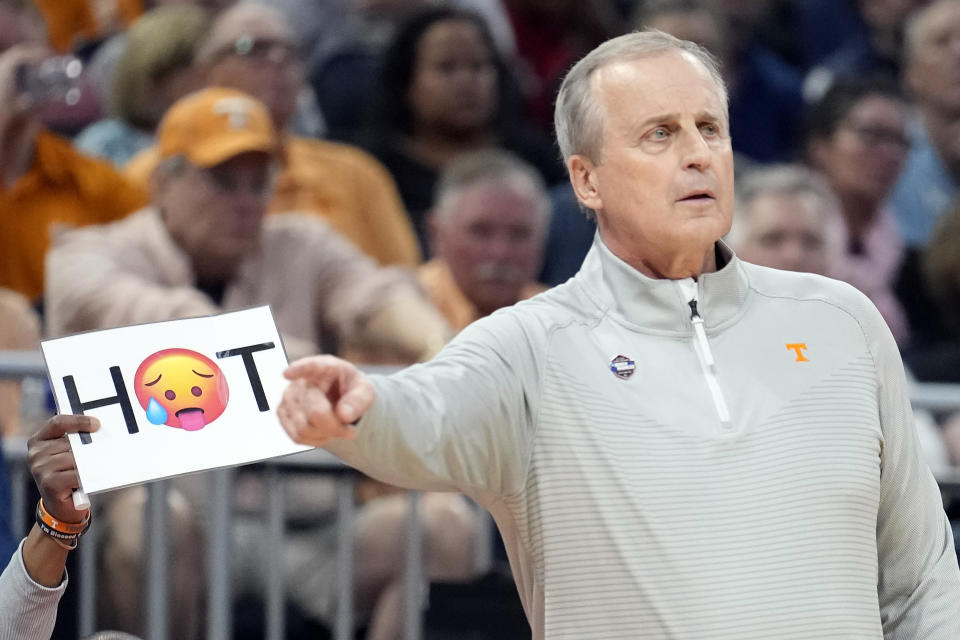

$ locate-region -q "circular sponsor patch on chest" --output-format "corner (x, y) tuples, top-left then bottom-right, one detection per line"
(609, 354), (636, 380)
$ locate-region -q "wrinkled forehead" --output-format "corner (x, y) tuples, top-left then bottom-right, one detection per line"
(590, 51), (727, 120)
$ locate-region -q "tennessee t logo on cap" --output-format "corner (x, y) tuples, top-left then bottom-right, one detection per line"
(609, 354), (636, 380)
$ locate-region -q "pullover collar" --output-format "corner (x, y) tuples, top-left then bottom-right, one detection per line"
(576, 232), (749, 335)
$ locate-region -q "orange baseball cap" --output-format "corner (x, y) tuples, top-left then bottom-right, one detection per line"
(156, 87), (280, 168)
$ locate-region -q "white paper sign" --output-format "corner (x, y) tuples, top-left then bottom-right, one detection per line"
(41, 306), (310, 493)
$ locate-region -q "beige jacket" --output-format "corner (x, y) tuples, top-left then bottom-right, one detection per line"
(45, 207), (447, 361)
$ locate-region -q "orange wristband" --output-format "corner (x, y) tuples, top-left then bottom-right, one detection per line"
(36, 498), (90, 536)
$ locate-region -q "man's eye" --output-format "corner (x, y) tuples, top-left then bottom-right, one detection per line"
(650, 128), (669, 140)
(701, 123), (719, 136)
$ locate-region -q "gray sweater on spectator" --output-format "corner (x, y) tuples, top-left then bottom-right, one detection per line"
(0, 539), (66, 640)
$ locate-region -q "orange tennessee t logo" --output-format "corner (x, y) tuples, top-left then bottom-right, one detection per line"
(786, 343), (809, 362)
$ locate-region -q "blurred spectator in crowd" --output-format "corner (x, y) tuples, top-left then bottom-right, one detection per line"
(421, 149), (549, 331)
(360, 6), (564, 256)
(727, 164), (846, 278)
(905, 198), (960, 383)
(912, 198), (960, 469)
(0, 288), (40, 437)
(48, 87), (447, 362)
(31, 0), (141, 54)
(502, 0), (619, 134)
(0, 17), (147, 303)
(127, 1), (421, 268)
(537, 183), (597, 287)
(796, 0), (872, 70)
(805, 75), (911, 345)
(46, 87), (467, 639)
(889, 0), (960, 346)
(306, 0), (431, 141)
(803, 0), (928, 99)
(305, 0), (514, 142)
(634, 0), (804, 163)
(890, 0), (960, 248)
(0, 0), (43, 52)
(29, 0), (225, 55)
(74, 4), (209, 166)
(923, 199), (960, 349)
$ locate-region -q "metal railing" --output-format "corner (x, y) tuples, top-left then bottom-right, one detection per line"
(1, 351), (439, 640)
(3, 351), (960, 639)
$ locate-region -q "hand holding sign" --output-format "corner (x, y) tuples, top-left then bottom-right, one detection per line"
(278, 355), (375, 447)
(27, 415), (99, 523)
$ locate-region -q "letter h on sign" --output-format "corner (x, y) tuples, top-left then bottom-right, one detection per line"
(63, 367), (138, 444)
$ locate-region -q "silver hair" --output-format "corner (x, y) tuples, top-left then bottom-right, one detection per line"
(727, 163), (846, 261)
(903, 0), (960, 66)
(554, 29), (728, 164)
(433, 149), (551, 229)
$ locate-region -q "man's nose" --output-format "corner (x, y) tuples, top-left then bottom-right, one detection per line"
(680, 128), (712, 170)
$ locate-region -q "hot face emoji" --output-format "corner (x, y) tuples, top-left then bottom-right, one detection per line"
(134, 349), (229, 431)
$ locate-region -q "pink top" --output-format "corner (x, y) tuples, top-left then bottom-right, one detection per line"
(835, 207), (910, 345)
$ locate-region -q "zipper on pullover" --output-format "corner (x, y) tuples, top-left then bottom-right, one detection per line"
(677, 280), (733, 431)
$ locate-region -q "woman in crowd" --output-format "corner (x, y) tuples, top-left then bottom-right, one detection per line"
(804, 75), (912, 345)
(358, 5), (564, 255)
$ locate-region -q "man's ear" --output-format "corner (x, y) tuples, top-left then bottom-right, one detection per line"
(568, 154), (602, 212)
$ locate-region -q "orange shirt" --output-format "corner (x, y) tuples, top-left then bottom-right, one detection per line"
(33, 0), (142, 52)
(125, 136), (422, 268)
(0, 131), (146, 300)
(417, 258), (547, 332)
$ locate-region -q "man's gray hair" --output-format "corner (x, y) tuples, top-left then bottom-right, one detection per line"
(903, 0), (960, 66)
(434, 149), (551, 228)
(554, 29), (727, 164)
(727, 163), (846, 259)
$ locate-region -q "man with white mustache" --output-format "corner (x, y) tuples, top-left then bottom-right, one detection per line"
(419, 149), (550, 331)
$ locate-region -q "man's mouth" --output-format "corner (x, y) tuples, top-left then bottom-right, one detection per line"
(679, 191), (715, 202)
(175, 407), (207, 431)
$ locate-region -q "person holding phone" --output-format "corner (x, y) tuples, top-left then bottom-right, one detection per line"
(0, 25), (147, 304)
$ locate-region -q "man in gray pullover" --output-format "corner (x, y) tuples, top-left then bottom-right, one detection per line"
(280, 30), (960, 639)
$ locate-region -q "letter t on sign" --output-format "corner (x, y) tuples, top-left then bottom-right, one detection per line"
(217, 342), (276, 411)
